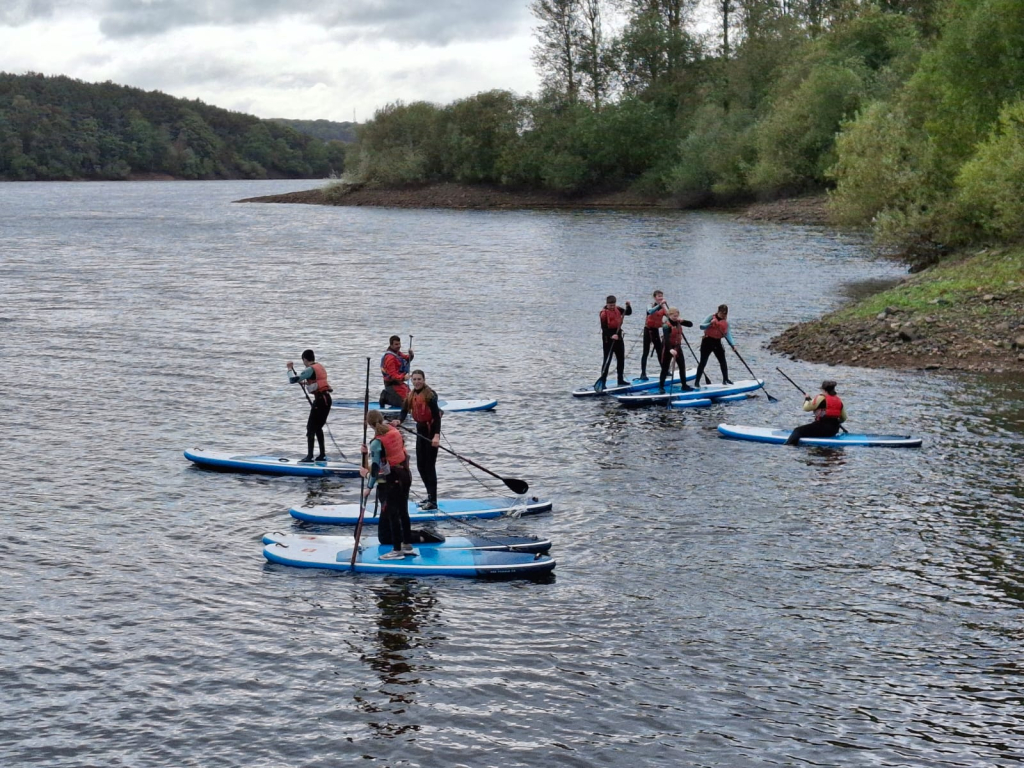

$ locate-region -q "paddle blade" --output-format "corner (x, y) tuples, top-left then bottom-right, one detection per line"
(504, 477), (530, 495)
(593, 379), (605, 393)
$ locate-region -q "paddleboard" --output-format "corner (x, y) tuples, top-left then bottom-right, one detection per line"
(184, 448), (361, 477)
(263, 530), (552, 555)
(263, 535), (556, 578)
(615, 377), (759, 407)
(572, 369), (696, 398)
(332, 398), (497, 413)
(291, 496), (553, 525)
(717, 424), (923, 448)
(668, 393), (749, 409)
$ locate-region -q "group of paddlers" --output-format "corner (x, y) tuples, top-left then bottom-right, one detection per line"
(600, 289), (847, 444)
(286, 335), (441, 560)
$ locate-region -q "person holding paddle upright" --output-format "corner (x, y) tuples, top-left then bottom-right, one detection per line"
(640, 290), (668, 381)
(599, 295), (632, 389)
(360, 410), (415, 559)
(659, 308), (695, 393)
(379, 334), (414, 408)
(286, 349), (333, 463)
(395, 370), (443, 511)
(786, 380), (847, 445)
(695, 304), (735, 386)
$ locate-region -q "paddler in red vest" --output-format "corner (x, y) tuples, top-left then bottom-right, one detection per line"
(379, 334), (414, 408)
(640, 289), (668, 381)
(785, 380), (848, 445)
(599, 294), (632, 388)
(694, 304), (735, 386)
(396, 370), (443, 510)
(360, 410), (415, 559)
(286, 349), (333, 463)
(658, 308), (695, 393)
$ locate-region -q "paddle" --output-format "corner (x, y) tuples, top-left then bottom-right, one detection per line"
(727, 342), (779, 402)
(678, 323), (709, 385)
(593, 339), (617, 393)
(396, 423), (529, 495)
(350, 357), (372, 568)
(775, 367), (848, 433)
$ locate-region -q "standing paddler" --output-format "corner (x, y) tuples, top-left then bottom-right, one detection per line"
(395, 369), (443, 511)
(658, 308), (695, 393)
(599, 295), (632, 389)
(360, 410), (416, 559)
(379, 334), (414, 408)
(694, 304), (735, 386)
(640, 289), (668, 381)
(286, 349), (332, 463)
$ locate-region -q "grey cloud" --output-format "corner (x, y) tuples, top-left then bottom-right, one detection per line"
(0, 0), (71, 25)
(117, 54), (336, 93)
(93, 0), (528, 44)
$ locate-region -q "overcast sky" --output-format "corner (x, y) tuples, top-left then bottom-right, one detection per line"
(0, 0), (542, 122)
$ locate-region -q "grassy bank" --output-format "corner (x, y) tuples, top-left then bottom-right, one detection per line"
(769, 246), (1024, 374)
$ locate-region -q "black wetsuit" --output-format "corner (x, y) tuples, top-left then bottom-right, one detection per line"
(600, 304), (633, 385)
(399, 390), (443, 506)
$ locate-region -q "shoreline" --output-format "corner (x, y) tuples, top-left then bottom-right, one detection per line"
(238, 181), (1023, 376)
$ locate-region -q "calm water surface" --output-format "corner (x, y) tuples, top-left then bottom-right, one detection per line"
(1, 181), (1023, 767)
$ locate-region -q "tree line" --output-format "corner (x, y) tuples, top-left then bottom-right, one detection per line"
(0, 73), (347, 181)
(349, 0), (1023, 247)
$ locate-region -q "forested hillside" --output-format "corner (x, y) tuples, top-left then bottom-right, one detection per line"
(347, 0), (1023, 248)
(0, 73), (347, 180)
(270, 118), (358, 143)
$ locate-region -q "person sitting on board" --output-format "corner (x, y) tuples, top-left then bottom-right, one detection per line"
(392, 369), (443, 511)
(695, 304), (735, 386)
(785, 380), (847, 445)
(658, 308), (695, 393)
(640, 289), (668, 381)
(379, 334), (414, 408)
(599, 294), (632, 388)
(360, 410), (416, 559)
(286, 349), (332, 463)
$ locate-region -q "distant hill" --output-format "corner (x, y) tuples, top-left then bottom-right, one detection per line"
(270, 118), (358, 143)
(0, 72), (347, 181)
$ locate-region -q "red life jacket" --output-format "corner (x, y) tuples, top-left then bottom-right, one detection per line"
(815, 394), (843, 420)
(410, 390), (434, 426)
(304, 362), (332, 395)
(705, 315), (729, 340)
(645, 304), (666, 330)
(600, 306), (624, 331)
(667, 321), (683, 348)
(376, 426), (407, 466)
(380, 350), (410, 384)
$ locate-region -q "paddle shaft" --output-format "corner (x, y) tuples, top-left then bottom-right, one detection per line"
(727, 342), (779, 402)
(775, 366), (848, 433)
(679, 328), (710, 385)
(396, 423), (529, 494)
(350, 357), (372, 568)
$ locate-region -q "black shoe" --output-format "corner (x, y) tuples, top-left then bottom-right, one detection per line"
(723, 379), (734, 385)
(419, 500), (437, 511)
(658, 387), (666, 394)
(299, 455), (314, 463)
(617, 379), (629, 387)
(314, 455), (326, 462)
(680, 385), (693, 392)
(638, 375), (648, 382)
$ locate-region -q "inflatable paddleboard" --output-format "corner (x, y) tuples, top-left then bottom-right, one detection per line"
(291, 496), (553, 525)
(572, 370), (696, 398)
(668, 393), (749, 409)
(332, 398), (497, 413)
(717, 424), (923, 448)
(616, 378), (762, 407)
(263, 534), (556, 578)
(263, 531), (552, 555)
(184, 448), (361, 477)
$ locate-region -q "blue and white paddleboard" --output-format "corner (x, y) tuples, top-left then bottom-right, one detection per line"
(291, 496), (553, 525)
(263, 534), (556, 578)
(184, 448), (361, 477)
(263, 531), (552, 555)
(332, 398), (497, 413)
(717, 424), (924, 448)
(668, 393), (750, 409)
(572, 369), (696, 398)
(616, 378), (762, 407)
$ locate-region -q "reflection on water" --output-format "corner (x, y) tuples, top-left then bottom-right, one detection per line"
(0, 181), (1022, 768)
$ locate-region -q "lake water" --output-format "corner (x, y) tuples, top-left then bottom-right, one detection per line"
(1, 180), (1022, 767)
